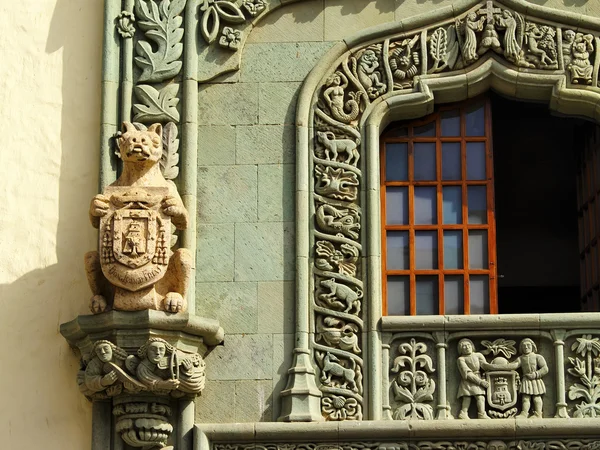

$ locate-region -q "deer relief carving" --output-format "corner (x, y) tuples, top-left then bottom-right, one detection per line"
(321, 352), (358, 392)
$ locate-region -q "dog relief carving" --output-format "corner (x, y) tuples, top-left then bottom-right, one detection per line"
(85, 122), (192, 314)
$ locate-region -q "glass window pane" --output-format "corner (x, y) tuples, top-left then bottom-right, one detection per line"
(441, 110), (461, 136)
(414, 122), (435, 137)
(388, 276), (409, 315)
(443, 186), (462, 224)
(387, 231), (409, 270)
(444, 276), (463, 315)
(416, 276), (438, 315)
(415, 231), (437, 269)
(468, 186), (487, 224)
(386, 187), (408, 224)
(414, 142), (436, 180)
(386, 143), (408, 181)
(470, 275), (489, 314)
(466, 142), (486, 180)
(444, 230), (463, 269)
(469, 230), (488, 269)
(442, 142), (461, 180)
(414, 187), (437, 224)
(466, 102), (485, 136)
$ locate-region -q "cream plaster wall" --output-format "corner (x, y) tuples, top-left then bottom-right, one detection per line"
(0, 1), (102, 448)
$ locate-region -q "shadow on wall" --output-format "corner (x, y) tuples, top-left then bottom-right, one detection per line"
(0, 0), (102, 448)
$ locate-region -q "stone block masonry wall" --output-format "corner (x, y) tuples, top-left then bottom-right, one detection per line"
(193, 0), (592, 423)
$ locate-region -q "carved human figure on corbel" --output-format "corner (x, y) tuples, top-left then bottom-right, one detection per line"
(85, 122), (192, 314)
(78, 340), (145, 400)
(131, 337), (206, 397)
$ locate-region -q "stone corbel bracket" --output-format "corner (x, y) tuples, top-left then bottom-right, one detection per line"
(61, 311), (224, 449)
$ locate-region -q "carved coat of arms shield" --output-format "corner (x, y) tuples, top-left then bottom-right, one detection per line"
(99, 187), (171, 291)
(486, 369), (518, 411)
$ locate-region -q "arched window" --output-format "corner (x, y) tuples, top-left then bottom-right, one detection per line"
(381, 95), (595, 316)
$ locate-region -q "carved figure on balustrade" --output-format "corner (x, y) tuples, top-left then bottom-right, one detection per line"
(456, 338), (491, 419)
(85, 122), (192, 314)
(515, 338), (548, 418)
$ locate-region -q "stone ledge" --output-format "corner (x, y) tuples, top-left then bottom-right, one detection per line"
(195, 419), (600, 445)
(381, 312), (600, 332)
(61, 310), (225, 351)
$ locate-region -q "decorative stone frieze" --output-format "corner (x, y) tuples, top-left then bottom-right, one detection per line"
(213, 441), (600, 450)
(381, 317), (600, 421)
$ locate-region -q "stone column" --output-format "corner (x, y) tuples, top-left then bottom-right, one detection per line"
(552, 329), (569, 418)
(382, 343), (392, 420)
(434, 332), (450, 419)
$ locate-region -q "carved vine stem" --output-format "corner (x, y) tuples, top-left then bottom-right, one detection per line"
(121, 0), (135, 122)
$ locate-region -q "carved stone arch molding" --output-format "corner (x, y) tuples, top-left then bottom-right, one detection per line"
(280, 0), (600, 423)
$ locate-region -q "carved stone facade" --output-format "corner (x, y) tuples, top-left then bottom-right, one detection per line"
(304, 1), (600, 421)
(53, 1), (600, 450)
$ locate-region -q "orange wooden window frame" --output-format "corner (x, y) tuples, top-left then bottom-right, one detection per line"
(578, 125), (600, 311)
(381, 97), (498, 315)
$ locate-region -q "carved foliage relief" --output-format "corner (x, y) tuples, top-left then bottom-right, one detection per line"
(311, 1), (600, 421)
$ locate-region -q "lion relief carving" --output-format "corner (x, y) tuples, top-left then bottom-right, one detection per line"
(85, 122), (192, 314)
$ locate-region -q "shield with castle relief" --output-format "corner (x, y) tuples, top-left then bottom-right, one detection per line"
(99, 186), (171, 291)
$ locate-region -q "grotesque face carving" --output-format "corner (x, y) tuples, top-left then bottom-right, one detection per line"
(118, 122), (163, 164)
(96, 343), (113, 363)
(147, 342), (166, 363)
(488, 441), (507, 450)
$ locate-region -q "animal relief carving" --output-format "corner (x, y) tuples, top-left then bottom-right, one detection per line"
(86, 122), (192, 314)
(316, 131), (360, 166)
(321, 352), (358, 392)
(319, 277), (362, 315)
(316, 204), (360, 239)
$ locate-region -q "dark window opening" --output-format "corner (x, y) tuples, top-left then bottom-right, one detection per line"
(382, 93), (596, 315)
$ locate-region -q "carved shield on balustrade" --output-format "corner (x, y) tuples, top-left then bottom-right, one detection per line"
(100, 186), (171, 291)
(486, 370), (518, 411)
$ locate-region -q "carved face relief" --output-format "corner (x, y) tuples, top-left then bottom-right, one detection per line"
(118, 122), (163, 164)
(96, 343), (113, 363)
(459, 339), (474, 356)
(488, 441), (507, 450)
(148, 342), (166, 363)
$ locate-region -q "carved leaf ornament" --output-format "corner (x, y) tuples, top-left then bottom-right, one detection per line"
(134, 0), (185, 83)
(133, 83), (180, 123)
(309, 0), (600, 420)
